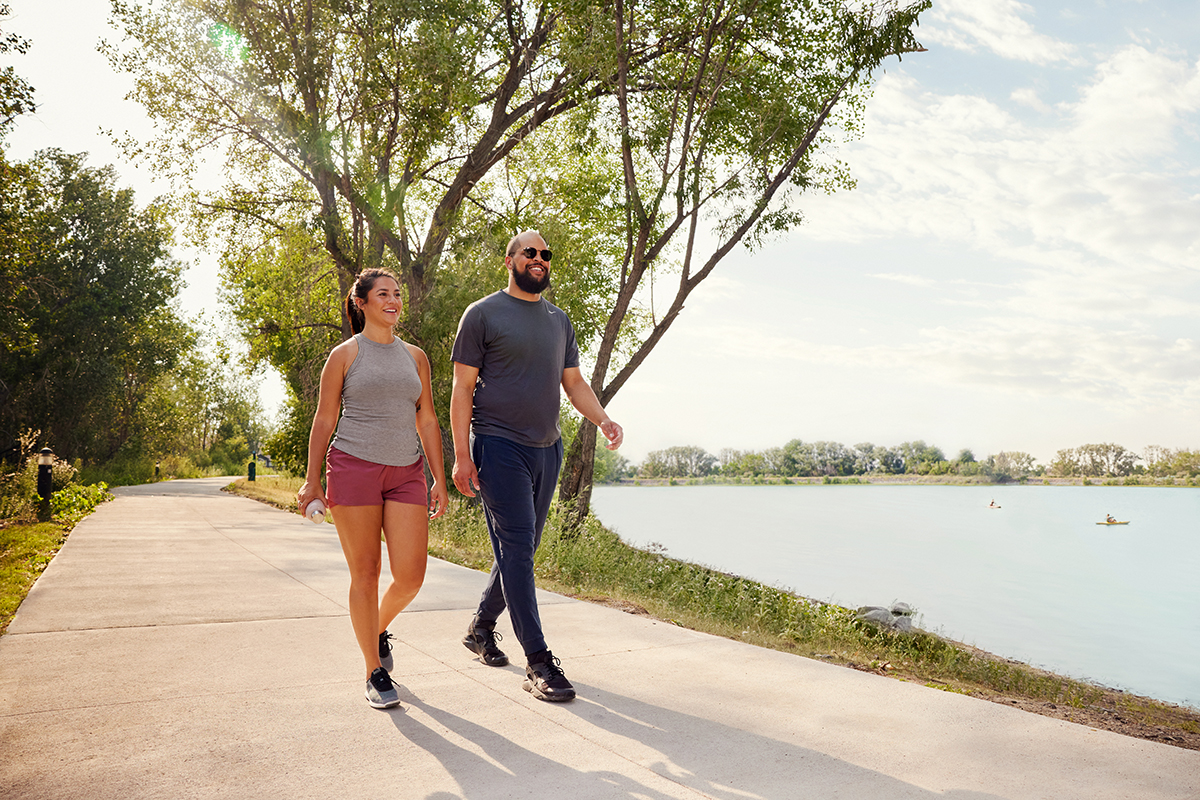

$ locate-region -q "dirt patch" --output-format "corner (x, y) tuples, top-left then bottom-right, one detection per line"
(976, 689), (1200, 750)
(567, 593), (652, 616)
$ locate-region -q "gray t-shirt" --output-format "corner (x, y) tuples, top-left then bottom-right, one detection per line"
(331, 334), (422, 466)
(451, 291), (580, 448)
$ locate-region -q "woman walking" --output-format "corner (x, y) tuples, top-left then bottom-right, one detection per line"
(298, 268), (449, 709)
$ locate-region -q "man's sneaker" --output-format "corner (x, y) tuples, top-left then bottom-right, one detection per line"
(462, 616), (509, 666)
(378, 631), (394, 672)
(523, 650), (575, 702)
(365, 667), (401, 709)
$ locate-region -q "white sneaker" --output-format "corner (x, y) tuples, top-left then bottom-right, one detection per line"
(365, 667), (400, 709)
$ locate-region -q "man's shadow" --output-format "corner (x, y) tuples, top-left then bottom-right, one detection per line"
(393, 676), (1009, 800)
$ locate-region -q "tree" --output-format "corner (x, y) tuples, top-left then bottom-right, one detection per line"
(103, 0), (694, 342)
(0, 150), (191, 461)
(592, 437), (631, 483)
(0, 4), (35, 134)
(106, 0), (675, 472)
(1050, 443), (1138, 478)
(895, 440), (945, 474)
(137, 330), (268, 460)
(639, 445), (717, 478)
(556, 0), (929, 518)
(108, 0), (927, 507)
(985, 451), (1036, 482)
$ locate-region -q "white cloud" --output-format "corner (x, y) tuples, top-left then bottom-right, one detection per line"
(1068, 46), (1200, 160)
(921, 0), (1077, 64)
(800, 47), (1200, 278)
(678, 317), (1200, 414)
(1010, 87), (1050, 113)
(870, 272), (938, 287)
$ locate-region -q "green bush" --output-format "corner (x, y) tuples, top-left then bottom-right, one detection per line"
(80, 451), (155, 486)
(0, 450), (78, 522)
(0, 465), (37, 522)
(50, 483), (113, 527)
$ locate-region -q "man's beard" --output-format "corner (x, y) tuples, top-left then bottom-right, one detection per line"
(514, 264), (550, 294)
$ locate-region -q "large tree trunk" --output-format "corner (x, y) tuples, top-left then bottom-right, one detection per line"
(558, 420), (597, 528)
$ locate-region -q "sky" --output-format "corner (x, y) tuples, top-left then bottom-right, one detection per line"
(4, 0), (1199, 466)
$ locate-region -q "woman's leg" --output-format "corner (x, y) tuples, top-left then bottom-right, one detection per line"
(378, 500), (429, 632)
(330, 503), (385, 678)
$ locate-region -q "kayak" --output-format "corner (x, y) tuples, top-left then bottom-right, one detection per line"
(1096, 521), (1130, 525)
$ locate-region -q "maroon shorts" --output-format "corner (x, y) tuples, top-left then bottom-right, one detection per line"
(325, 446), (427, 507)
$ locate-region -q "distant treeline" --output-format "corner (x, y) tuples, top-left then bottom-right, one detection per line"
(628, 441), (1200, 482)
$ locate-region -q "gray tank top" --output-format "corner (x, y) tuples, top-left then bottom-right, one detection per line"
(331, 334), (422, 466)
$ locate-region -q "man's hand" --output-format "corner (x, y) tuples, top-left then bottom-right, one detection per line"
(599, 419), (623, 450)
(452, 456), (480, 497)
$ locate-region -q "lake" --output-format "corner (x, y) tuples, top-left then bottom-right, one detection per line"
(590, 484), (1200, 709)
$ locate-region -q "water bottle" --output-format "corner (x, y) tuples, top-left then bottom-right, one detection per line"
(305, 499), (327, 524)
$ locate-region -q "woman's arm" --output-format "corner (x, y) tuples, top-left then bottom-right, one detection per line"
(408, 344), (449, 518)
(297, 341), (353, 513)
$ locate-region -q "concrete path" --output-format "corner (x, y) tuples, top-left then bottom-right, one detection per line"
(1, 478), (1197, 800)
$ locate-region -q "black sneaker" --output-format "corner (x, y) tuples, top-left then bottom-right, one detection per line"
(378, 631), (394, 672)
(365, 667), (401, 709)
(462, 616), (509, 666)
(524, 650), (575, 702)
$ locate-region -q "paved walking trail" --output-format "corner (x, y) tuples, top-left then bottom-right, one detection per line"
(2, 478), (1197, 799)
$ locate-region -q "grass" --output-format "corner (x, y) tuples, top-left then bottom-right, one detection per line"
(0, 522), (70, 635)
(0, 480), (113, 635)
(225, 475), (303, 512)
(226, 476), (1200, 749)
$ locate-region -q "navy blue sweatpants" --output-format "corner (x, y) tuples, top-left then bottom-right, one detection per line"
(473, 434), (563, 657)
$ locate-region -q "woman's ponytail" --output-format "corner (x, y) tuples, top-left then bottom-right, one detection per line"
(346, 290), (366, 334)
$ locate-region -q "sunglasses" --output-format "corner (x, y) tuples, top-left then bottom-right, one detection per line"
(517, 246), (553, 262)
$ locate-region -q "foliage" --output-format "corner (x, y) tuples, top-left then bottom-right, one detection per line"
(49, 483), (113, 528)
(1049, 443), (1140, 478)
(592, 439), (633, 484)
(0, 460), (34, 522)
(0, 428), (113, 524)
(107, 0), (929, 514)
(559, 404), (633, 485)
(984, 451), (1037, 482)
(1139, 446), (1200, 478)
(104, 0), (644, 360)
(640, 446), (717, 479)
(262, 396), (311, 477)
(657, 439), (1035, 481)
(0, 149), (191, 463)
(0, 430), (74, 521)
(0, 3), (35, 134)
(135, 330), (269, 463)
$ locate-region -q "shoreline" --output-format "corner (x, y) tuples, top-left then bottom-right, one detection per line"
(610, 475), (1200, 488)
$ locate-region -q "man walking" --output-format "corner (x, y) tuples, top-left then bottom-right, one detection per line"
(450, 230), (623, 702)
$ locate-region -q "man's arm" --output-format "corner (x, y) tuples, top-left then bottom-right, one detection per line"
(450, 361), (481, 495)
(561, 366), (623, 450)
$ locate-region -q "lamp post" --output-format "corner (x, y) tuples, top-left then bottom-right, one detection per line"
(37, 447), (53, 521)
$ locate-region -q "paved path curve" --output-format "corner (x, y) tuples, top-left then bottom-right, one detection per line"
(1, 478), (1197, 799)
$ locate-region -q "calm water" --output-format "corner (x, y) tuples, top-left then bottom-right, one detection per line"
(590, 484), (1200, 708)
